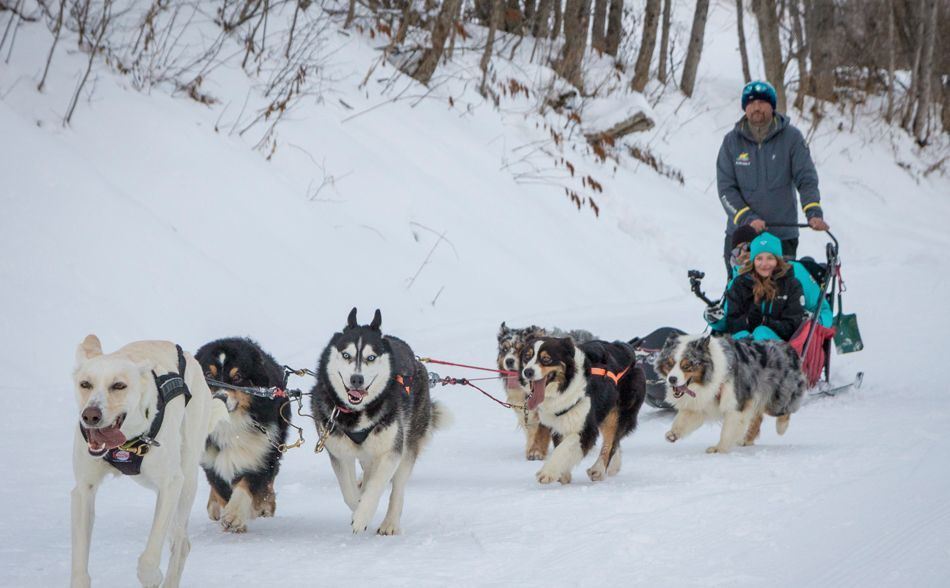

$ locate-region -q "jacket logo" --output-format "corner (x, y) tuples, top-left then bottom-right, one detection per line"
(735, 152), (751, 166)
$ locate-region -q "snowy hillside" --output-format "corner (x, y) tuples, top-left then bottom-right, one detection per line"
(1, 1), (949, 586)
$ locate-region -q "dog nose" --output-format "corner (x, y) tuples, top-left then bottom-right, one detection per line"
(668, 375), (678, 385)
(523, 368), (535, 379)
(349, 373), (364, 389)
(81, 406), (103, 427)
(505, 358), (516, 369)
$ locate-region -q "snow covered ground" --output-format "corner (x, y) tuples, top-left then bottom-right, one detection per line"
(1, 1), (949, 586)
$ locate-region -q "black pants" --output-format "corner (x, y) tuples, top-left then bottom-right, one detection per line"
(722, 234), (799, 280)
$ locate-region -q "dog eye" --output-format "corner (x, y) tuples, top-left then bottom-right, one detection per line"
(502, 342), (511, 351)
(342, 352), (352, 360)
(79, 380), (92, 389)
(680, 360), (693, 370)
(110, 382), (127, 391)
(540, 356), (551, 366)
(366, 354), (376, 362)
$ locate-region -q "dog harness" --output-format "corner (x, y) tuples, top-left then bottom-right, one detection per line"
(80, 345), (192, 476)
(552, 363), (636, 417)
(332, 373), (414, 445)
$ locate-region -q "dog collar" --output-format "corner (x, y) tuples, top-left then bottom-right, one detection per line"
(554, 398), (582, 417)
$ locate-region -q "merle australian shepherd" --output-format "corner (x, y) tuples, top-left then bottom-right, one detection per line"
(519, 336), (646, 484)
(654, 333), (806, 453)
(196, 337), (289, 533)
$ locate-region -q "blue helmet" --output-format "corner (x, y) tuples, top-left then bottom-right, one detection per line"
(741, 80), (777, 110)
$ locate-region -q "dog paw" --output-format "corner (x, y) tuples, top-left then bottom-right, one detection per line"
(221, 512), (248, 533)
(665, 430), (678, 443)
(558, 472), (572, 485)
(70, 572), (91, 588)
(526, 449), (546, 461)
(586, 465), (605, 482)
(351, 510), (372, 534)
(536, 468), (557, 484)
(739, 439), (755, 447)
(207, 502), (222, 521)
(706, 445), (733, 454)
(377, 520), (401, 536)
(137, 559), (163, 588)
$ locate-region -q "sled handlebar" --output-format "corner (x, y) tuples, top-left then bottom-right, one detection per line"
(763, 223), (839, 253)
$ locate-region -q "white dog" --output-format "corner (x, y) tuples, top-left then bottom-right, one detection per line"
(71, 335), (226, 588)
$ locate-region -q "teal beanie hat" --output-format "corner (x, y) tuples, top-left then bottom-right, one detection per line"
(750, 231), (783, 259)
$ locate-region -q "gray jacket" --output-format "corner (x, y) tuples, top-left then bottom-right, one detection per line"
(716, 113), (822, 240)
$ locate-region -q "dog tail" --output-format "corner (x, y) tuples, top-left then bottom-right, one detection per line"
(776, 414), (790, 435)
(430, 400), (452, 431)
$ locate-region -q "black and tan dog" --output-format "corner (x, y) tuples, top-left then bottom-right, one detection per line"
(520, 337), (645, 484)
(497, 323), (597, 460)
(196, 337), (289, 533)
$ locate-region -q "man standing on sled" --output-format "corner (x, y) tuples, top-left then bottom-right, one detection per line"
(716, 80), (830, 279)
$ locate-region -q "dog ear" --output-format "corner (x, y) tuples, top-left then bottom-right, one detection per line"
(700, 335), (712, 349)
(370, 309), (382, 330)
(499, 321), (509, 335)
(76, 334), (102, 363)
(346, 307), (358, 330)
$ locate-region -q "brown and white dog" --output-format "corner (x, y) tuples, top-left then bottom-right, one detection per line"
(497, 322), (550, 460)
(71, 335), (227, 588)
(520, 337), (645, 484)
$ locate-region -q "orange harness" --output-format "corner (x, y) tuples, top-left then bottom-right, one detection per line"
(395, 375), (411, 395)
(589, 365), (631, 385)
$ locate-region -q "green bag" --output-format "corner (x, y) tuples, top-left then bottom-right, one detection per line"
(832, 296), (863, 354)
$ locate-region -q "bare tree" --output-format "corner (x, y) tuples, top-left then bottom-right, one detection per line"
(604, 0), (623, 56)
(412, 0), (463, 85)
(552, 0), (563, 39)
(631, 0), (660, 92)
(533, 0), (552, 36)
(556, 0), (591, 90)
(657, 0), (671, 83)
(481, 0), (504, 95)
(65, 0), (112, 126)
(591, 0), (607, 53)
(38, 0), (66, 92)
(680, 0), (710, 97)
(789, 0), (808, 110)
(753, 0), (787, 112)
(806, 0), (835, 102)
(886, 0), (896, 122)
(912, 0), (938, 144)
(736, 0), (751, 83)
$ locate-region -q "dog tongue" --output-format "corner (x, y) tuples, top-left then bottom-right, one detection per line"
(505, 375), (521, 391)
(86, 425), (126, 449)
(527, 380), (545, 410)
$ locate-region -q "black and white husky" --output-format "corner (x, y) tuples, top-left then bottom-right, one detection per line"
(311, 308), (447, 535)
(520, 337), (646, 484)
(654, 333), (806, 453)
(196, 337), (289, 533)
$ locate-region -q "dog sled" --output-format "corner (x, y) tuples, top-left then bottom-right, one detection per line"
(633, 227), (863, 410)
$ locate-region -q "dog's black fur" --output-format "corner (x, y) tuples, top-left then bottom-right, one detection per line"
(521, 337), (646, 482)
(196, 337), (289, 527)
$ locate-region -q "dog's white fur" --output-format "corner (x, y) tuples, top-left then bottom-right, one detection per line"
(661, 334), (750, 454)
(71, 335), (226, 588)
